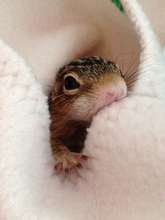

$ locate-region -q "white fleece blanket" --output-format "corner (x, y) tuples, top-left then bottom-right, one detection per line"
(0, 0), (165, 219)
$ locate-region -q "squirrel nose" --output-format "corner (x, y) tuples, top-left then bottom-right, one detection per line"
(102, 91), (116, 106)
(98, 84), (127, 107)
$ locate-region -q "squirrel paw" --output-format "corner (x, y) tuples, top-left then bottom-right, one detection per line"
(55, 151), (88, 174)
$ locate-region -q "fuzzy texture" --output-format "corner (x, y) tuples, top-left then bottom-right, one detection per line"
(0, 0), (165, 220)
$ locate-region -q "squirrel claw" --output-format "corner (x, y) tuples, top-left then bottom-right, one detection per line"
(55, 151), (88, 174)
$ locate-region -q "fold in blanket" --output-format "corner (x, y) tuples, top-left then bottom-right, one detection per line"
(0, 0), (165, 219)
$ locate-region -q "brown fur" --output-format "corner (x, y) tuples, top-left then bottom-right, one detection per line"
(48, 56), (126, 172)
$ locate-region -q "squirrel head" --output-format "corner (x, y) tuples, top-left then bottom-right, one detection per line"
(49, 56), (127, 121)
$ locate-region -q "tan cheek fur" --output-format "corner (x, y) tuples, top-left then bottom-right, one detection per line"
(69, 95), (94, 121)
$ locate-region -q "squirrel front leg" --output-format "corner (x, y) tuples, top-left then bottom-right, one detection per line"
(51, 136), (88, 173)
(49, 94), (88, 174)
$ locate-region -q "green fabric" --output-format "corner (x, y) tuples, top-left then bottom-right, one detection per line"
(112, 0), (124, 12)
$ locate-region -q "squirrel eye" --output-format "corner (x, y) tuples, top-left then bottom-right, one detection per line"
(64, 76), (80, 91)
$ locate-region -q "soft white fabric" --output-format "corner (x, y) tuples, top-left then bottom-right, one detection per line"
(0, 0), (165, 219)
(0, 0), (140, 93)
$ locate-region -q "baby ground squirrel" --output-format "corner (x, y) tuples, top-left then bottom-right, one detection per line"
(48, 56), (127, 173)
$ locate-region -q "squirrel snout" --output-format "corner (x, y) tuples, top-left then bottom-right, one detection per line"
(96, 79), (127, 110)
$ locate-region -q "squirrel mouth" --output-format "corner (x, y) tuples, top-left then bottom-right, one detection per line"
(95, 86), (127, 113)
(93, 93), (117, 115)
(92, 73), (128, 115)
